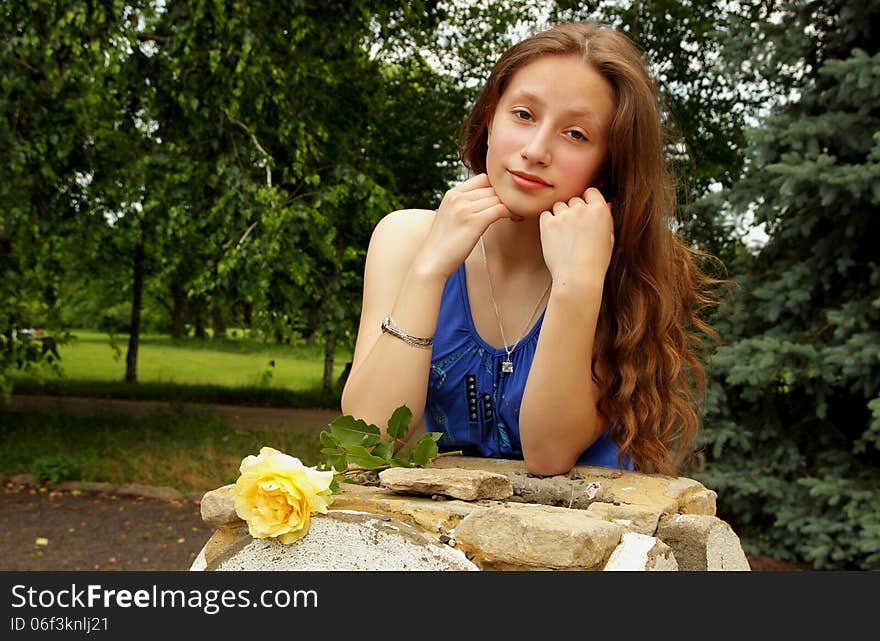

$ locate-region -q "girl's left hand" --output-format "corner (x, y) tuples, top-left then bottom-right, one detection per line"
(539, 187), (614, 289)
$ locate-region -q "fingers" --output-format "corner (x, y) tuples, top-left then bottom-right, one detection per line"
(545, 193), (614, 240)
(549, 189), (610, 216)
(469, 195), (506, 212)
(480, 202), (512, 223)
(442, 173), (511, 221)
(461, 187), (503, 201)
(539, 209), (560, 240)
(458, 173), (492, 191)
(582, 186), (607, 205)
(442, 175), (501, 210)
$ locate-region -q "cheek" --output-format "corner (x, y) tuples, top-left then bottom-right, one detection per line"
(486, 125), (522, 170)
(556, 153), (603, 197)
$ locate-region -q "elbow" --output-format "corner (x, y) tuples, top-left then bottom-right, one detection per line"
(340, 389), (368, 424)
(519, 413), (603, 477)
(523, 454), (576, 478)
(340, 382), (425, 434)
(520, 426), (580, 477)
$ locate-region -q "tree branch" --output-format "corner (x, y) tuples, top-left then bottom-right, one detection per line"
(280, 190), (322, 208)
(136, 33), (170, 42)
(237, 221), (259, 248)
(222, 107), (273, 187)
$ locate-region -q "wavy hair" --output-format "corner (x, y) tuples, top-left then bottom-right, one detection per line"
(459, 22), (722, 476)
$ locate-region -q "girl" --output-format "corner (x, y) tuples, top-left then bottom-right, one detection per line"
(341, 21), (719, 477)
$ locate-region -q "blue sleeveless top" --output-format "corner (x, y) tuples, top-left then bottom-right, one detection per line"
(424, 264), (632, 470)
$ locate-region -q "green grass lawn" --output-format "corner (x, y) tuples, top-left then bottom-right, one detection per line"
(10, 329), (351, 407)
(0, 409), (324, 493)
(1, 329), (350, 491)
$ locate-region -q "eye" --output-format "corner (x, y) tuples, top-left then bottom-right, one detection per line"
(567, 129), (588, 142)
(512, 109), (533, 121)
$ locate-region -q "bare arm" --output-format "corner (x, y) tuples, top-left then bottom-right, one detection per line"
(340, 209), (444, 437)
(519, 189), (614, 475)
(342, 174), (512, 438)
(519, 280), (606, 475)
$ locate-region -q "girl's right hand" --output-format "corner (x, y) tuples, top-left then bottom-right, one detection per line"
(411, 173), (512, 279)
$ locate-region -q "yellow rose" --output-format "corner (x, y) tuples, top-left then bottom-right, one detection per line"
(234, 446), (335, 544)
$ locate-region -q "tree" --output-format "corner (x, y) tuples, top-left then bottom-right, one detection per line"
(135, 1), (463, 394)
(695, 0), (880, 569)
(0, 0), (138, 392)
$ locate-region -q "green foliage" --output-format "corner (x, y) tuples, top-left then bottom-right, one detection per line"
(31, 453), (80, 484)
(696, 0), (880, 570)
(0, 0), (133, 394)
(318, 404), (450, 490)
(1, 1), (466, 391)
(1, 0), (759, 393)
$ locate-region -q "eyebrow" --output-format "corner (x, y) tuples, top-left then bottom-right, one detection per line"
(507, 89), (601, 123)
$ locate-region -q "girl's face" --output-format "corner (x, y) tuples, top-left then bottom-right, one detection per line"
(485, 54), (616, 219)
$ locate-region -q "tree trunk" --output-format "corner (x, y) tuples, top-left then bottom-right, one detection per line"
(193, 298), (206, 339)
(321, 240), (345, 396)
(323, 333), (336, 397)
(170, 281), (185, 339)
(125, 229), (145, 383)
(305, 309), (318, 346)
(242, 301), (253, 329)
(211, 301), (226, 338)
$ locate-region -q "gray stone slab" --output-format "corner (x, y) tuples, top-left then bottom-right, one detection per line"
(207, 510), (478, 571)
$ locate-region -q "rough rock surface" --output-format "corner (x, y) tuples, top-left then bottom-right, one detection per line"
(193, 510), (478, 571)
(191, 457), (748, 572)
(378, 467), (513, 500)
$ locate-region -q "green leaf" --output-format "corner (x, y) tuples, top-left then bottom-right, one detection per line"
(411, 435), (439, 467)
(386, 405), (413, 440)
(329, 415), (381, 448)
(371, 440), (394, 462)
(319, 431), (339, 448)
(345, 445), (389, 470)
(389, 457), (413, 468)
(320, 447), (347, 472)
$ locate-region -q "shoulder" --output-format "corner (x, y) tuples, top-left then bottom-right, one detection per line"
(365, 208), (434, 259)
(371, 208), (434, 242)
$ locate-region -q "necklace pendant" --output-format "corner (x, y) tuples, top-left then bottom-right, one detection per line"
(501, 359), (514, 374)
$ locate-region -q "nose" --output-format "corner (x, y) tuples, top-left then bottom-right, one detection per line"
(520, 124), (552, 166)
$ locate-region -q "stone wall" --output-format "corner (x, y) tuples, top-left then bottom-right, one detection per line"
(192, 456), (751, 571)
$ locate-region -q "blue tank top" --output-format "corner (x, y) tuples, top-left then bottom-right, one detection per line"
(424, 264), (632, 470)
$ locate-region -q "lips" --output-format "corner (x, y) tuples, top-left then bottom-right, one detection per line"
(508, 169), (552, 190)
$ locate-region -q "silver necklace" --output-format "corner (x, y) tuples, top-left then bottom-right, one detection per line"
(479, 235), (551, 374)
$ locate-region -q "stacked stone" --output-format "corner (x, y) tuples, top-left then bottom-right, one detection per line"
(194, 457), (750, 572)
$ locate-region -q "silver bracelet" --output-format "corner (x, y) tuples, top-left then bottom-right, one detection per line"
(381, 315), (433, 349)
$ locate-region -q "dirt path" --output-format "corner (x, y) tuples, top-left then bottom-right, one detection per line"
(5, 395), (342, 432)
(0, 483), (212, 571)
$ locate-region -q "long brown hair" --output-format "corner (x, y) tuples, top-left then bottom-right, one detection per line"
(459, 22), (722, 476)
